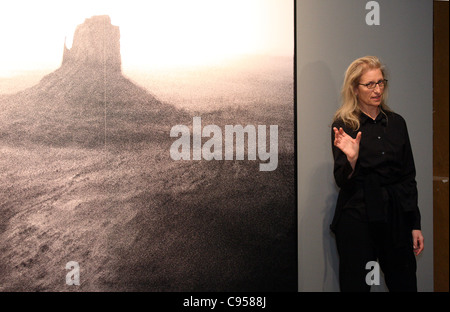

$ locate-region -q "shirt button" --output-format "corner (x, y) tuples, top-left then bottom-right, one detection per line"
(377, 136), (381, 139)
(381, 151), (385, 155)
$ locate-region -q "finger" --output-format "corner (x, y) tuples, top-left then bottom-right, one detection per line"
(333, 128), (342, 145)
(337, 128), (347, 141)
(418, 237), (424, 254)
(417, 246), (424, 255)
(413, 235), (424, 255)
(415, 244), (423, 256)
(333, 127), (340, 137)
(413, 233), (420, 247)
(355, 131), (362, 144)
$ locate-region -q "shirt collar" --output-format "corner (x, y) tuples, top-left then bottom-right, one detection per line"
(359, 110), (386, 125)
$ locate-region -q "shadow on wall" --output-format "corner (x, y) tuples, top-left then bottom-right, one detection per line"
(323, 183), (340, 291)
(297, 60), (340, 291)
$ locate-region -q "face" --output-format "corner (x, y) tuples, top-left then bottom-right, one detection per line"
(355, 68), (384, 112)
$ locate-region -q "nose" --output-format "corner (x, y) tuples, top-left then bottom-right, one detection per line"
(373, 84), (382, 93)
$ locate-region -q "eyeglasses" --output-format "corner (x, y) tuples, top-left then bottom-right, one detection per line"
(358, 79), (388, 89)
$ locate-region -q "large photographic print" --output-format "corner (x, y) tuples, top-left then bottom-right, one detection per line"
(0, 0), (296, 291)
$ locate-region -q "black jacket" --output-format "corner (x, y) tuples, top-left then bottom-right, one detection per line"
(330, 111), (421, 245)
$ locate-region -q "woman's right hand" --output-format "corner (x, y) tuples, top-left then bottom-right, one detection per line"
(333, 127), (362, 170)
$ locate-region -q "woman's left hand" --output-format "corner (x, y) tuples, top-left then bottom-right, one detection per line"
(412, 230), (424, 256)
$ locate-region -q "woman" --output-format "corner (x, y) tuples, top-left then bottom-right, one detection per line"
(331, 56), (424, 292)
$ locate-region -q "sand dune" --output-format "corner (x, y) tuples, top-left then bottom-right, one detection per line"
(0, 142), (296, 291)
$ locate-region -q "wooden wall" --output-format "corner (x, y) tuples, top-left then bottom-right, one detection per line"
(433, 0), (449, 293)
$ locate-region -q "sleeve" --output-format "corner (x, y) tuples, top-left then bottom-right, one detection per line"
(397, 117), (421, 230)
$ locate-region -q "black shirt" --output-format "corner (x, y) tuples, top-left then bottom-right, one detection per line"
(330, 110), (421, 238)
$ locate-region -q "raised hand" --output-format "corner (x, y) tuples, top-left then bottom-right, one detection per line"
(333, 127), (362, 170)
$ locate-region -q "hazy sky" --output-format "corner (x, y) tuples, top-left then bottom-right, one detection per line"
(0, 0), (293, 76)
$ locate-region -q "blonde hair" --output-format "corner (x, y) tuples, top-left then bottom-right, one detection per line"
(333, 56), (391, 130)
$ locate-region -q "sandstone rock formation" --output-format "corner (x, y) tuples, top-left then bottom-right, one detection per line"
(0, 15), (183, 149)
(62, 15), (121, 72)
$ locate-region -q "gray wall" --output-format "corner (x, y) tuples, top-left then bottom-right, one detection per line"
(296, 0), (434, 291)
